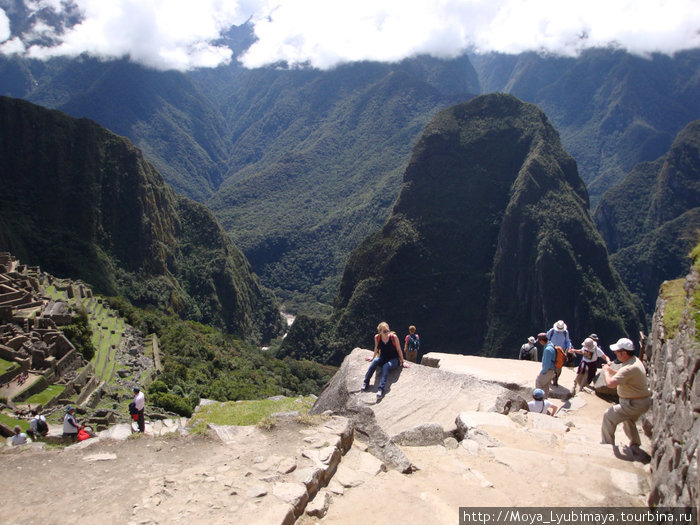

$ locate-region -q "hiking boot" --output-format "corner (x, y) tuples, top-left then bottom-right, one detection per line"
(376, 389), (383, 400)
(360, 382), (367, 392)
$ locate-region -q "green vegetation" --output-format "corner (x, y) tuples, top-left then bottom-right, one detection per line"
(594, 121), (700, 318)
(61, 306), (96, 361)
(23, 385), (65, 406)
(691, 241), (700, 339)
(188, 396), (316, 433)
(106, 296), (335, 415)
(659, 279), (686, 340)
(0, 96), (281, 344)
(281, 94), (643, 364)
(0, 358), (17, 376)
(0, 413), (28, 432)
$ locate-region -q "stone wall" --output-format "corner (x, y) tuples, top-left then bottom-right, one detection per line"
(648, 268), (699, 511)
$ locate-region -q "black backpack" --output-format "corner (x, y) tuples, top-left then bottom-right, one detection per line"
(407, 333), (420, 352)
(520, 343), (533, 360)
(36, 419), (48, 433)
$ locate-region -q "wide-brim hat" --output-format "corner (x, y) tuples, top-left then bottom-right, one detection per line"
(527, 336), (536, 344)
(554, 320), (567, 331)
(582, 338), (595, 350)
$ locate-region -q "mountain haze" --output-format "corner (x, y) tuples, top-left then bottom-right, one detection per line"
(0, 96), (282, 343)
(283, 94), (643, 363)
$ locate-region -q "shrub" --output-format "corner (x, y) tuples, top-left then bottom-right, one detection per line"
(149, 392), (193, 417)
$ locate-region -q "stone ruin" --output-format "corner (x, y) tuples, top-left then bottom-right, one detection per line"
(0, 252), (164, 437)
(0, 252), (91, 409)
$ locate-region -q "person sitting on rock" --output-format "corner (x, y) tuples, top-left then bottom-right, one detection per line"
(568, 337), (611, 396)
(600, 338), (652, 450)
(527, 389), (559, 416)
(534, 332), (556, 397)
(27, 410), (49, 440)
(11, 425), (30, 445)
(361, 321), (408, 400)
(62, 406), (80, 441)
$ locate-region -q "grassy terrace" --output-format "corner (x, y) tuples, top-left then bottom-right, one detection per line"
(24, 384), (65, 406)
(0, 357), (18, 376)
(188, 396), (316, 434)
(41, 285), (130, 393)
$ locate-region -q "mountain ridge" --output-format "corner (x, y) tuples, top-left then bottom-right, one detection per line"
(0, 95), (282, 343)
(283, 94), (643, 363)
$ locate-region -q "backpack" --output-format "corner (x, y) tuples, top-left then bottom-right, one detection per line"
(519, 343), (533, 360)
(554, 346), (567, 369)
(36, 418), (48, 434)
(407, 333), (420, 352)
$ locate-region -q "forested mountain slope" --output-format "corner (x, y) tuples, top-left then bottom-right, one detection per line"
(594, 120), (700, 314)
(283, 94), (643, 363)
(0, 96), (282, 343)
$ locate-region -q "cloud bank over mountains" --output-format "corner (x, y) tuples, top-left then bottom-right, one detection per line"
(1, 0), (699, 71)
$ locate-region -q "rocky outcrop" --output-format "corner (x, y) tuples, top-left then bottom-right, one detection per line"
(300, 93), (642, 363)
(647, 255), (699, 510)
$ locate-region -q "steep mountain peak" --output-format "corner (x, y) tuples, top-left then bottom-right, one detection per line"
(314, 93), (641, 362)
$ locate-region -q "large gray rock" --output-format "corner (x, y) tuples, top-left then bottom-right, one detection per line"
(391, 423), (446, 446)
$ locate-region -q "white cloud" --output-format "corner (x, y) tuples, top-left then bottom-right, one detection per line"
(2, 0), (700, 70)
(0, 8), (11, 43)
(22, 0), (252, 70)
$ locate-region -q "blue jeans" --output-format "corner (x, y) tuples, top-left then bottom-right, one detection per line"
(364, 357), (399, 391)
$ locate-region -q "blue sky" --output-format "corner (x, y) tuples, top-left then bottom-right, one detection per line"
(1, 0), (699, 71)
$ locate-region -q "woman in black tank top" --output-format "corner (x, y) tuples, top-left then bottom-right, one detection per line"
(361, 322), (407, 399)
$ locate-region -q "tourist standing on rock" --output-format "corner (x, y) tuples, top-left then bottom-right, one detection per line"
(569, 337), (611, 396)
(535, 332), (556, 397)
(600, 338), (652, 450)
(547, 320), (571, 386)
(133, 387), (145, 433)
(11, 425), (29, 445)
(519, 336), (538, 361)
(527, 389), (559, 415)
(403, 325), (420, 363)
(62, 406), (80, 440)
(362, 322), (408, 400)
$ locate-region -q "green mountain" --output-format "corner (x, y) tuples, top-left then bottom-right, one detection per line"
(594, 120), (700, 314)
(2, 44), (698, 313)
(283, 94), (643, 363)
(470, 49), (700, 207)
(0, 96), (282, 343)
(206, 59), (477, 311)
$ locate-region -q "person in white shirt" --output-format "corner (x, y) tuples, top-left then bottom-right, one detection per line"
(133, 387), (145, 433)
(527, 388), (559, 416)
(11, 425), (29, 445)
(27, 411), (48, 440)
(569, 337), (612, 395)
(62, 406), (80, 440)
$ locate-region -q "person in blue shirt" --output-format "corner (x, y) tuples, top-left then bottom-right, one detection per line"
(546, 320), (571, 386)
(535, 332), (557, 397)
